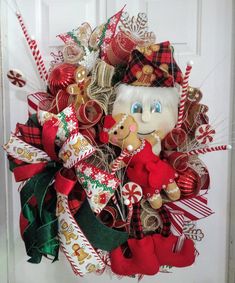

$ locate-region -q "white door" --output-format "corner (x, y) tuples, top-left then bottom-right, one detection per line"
(1, 0), (233, 283)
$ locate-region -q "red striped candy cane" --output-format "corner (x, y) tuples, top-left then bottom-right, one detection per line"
(186, 145), (232, 156)
(110, 149), (130, 173)
(110, 148), (131, 219)
(16, 13), (48, 82)
(126, 205), (133, 232)
(176, 61), (193, 129)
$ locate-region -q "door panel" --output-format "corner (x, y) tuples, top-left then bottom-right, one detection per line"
(1, 0), (233, 282)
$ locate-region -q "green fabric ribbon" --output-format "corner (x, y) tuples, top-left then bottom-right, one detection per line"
(20, 164), (61, 263)
(75, 200), (128, 251)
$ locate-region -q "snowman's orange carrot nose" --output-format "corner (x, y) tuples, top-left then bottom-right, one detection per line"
(176, 61), (193, 129)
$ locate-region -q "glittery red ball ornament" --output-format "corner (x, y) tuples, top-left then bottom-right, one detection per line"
(48, 63), (77, 96)
(176, 168), (200, 197)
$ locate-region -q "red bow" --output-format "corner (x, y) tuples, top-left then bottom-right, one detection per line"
(99, 115), (116, 143)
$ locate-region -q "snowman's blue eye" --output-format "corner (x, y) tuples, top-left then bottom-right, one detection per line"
(131, 102), (143, 114)
(151, 101), (162, 113)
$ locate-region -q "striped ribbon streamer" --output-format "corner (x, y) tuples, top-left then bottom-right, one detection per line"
(27, 92), (51, 116)
(164, 195), (214, 222)
(167, 209), (185, 236)
(174, 234), (187, 252)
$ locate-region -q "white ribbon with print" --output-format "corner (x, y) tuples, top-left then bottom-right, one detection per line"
(59, 133), (95, 168)
(3, 134), (50, 163)
(56, 193), (105, 275)
(38, 105), (79, 147)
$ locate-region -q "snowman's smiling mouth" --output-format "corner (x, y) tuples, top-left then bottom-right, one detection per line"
(138, 130), (155, 135)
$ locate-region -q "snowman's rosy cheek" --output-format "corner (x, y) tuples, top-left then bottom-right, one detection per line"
(129, 124), (136, 132)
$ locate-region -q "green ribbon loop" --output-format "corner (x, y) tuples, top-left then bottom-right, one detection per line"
(20, 166), (61, 263)
(76, 200), (128, 251)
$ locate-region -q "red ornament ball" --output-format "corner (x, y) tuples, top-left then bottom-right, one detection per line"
(176, 168), (200, 197)
(48, 63), (77, 96)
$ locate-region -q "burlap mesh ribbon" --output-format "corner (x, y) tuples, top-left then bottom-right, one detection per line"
(87, 60), (115, 114)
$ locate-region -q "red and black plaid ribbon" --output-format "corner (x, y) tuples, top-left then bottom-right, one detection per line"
(68, 184), (87, 215)
(123, 41), (182, 87)
(157, 206), (171, 237)
(132, 203), (144, 239)
(16, 123), (43, 149)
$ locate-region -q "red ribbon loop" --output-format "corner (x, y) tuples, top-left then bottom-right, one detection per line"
(42, 118), (59, 161)
(164, 151), (189, 172)
(77, 100), (103, 129)
(55, 168), (77, 195)
(13, 163), (47, 182)
(163, 128), (187, 150)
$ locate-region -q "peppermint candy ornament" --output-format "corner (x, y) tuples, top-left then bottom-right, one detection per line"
(122, 182), (143, 205)
(7, 69), (26, 87)
(195, 124), (215, 145)
(122, 182), (142, 231)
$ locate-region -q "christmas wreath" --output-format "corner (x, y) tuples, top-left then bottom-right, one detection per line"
(4, 6), (231, 278)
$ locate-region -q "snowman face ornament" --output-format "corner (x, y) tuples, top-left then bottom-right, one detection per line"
(112, 84), (180, 140)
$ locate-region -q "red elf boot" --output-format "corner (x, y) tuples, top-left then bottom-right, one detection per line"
(153, 234), (196, 267)
(110, 235), (160, 276)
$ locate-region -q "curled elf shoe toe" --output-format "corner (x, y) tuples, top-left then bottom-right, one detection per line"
(152, 234), (196, 267)
(165, 182), (181, 201)
(110, 235), (160, 276)
(148, 193), (163, 209)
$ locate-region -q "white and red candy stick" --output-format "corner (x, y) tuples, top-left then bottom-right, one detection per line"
(110, 147), (132, 220)
(176, 61), (193, 129)
(125, 204), (133, 232)
(29, 39), (49, 81)
(110, 148), (130, 174)
(16, 12), (31, 43)
(187, 145), (232, 156)
(16, 12), (48, 82)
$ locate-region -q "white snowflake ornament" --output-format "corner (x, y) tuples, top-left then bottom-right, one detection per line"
(120, 12), (156, 46)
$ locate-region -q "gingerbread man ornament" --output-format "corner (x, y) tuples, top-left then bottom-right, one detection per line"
(66, 65), (90, 108)
(100, 113), (181, 209)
